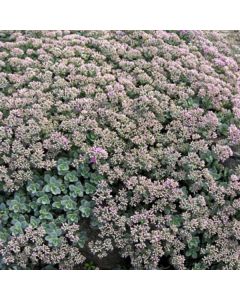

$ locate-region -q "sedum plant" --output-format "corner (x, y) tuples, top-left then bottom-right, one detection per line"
(0, 149), (106, 269)
(0, 225), (86, 269)
(1, 30), (240, 269)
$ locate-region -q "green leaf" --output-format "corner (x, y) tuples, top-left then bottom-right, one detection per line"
(90, 173), (103, 184)
(30, 201), (38, 211)
(61, 195), (77, 211)
(39, 208), (53, 220)
(43, 184), (51, 193)
(193, 263), (206, 270)
(170, 215), (182, 227)
(184, 97), (200, 108)
(45, 235), (61, 247)
(55, 215), (66, 224)
(201, 97), (213, 109)
(200, 150), (214, 165)
(79, 200), (92, 217)
(44, 173), (51, 183)
(30, 216), (40, 228)
(10, 221), (23, 236)
(50, 185), (61, 195)
(79, 206), (91, 218)
(52, 200), (62, 209)
(26, 182), (40, 195)
(49, 176), (61, 185)
(0, 209), (9, 223)
(43, 265), (57, 270)
(209, 168), (222, 180)
(84, 182), (96, 195)
(64, 171), (78, 183)
(37, 194), (50, 205)
(87, 131), (97, 143)
(218, 123), (229, 137)
(188, 236), (200, 249)
(67, 212), (79, 223)
(0, 229), (9, 241)
(44, 223), (62, 236)
(7, 199), (21, 213)
(77, 232), (88, 248)
(90, 216), (101, 228)
(43, 177), (62, 195)
(78, 164), (90, 178)
(69, 182), (84, 198)
(191, 251), (198, 259)
(57, 159), (70, 175)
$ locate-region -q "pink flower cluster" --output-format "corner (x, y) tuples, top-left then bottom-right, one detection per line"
(89, 147), (108, 164)
(1, 31), (240, 269)
(229, 124), (240, 145)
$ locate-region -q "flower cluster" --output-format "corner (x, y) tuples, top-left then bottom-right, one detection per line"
(89, 147), (108, 164)
(1, 30), (240, 269)
(0, 149), (105, 269)
(0, 225), (86, 269)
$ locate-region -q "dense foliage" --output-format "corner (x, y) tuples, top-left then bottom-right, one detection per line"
(0, 30), (240, 269)
(0, 148), (106, 269)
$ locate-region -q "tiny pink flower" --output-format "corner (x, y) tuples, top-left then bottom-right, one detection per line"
(91, 147), (108, 155)
(229, 124), (240, 145)
(89, 147), (108, 164)
(90, 156), (97, 164)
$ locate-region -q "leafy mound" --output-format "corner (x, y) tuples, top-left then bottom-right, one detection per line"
(0, 149), (106, 269)
(0, 31), (240, 269)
